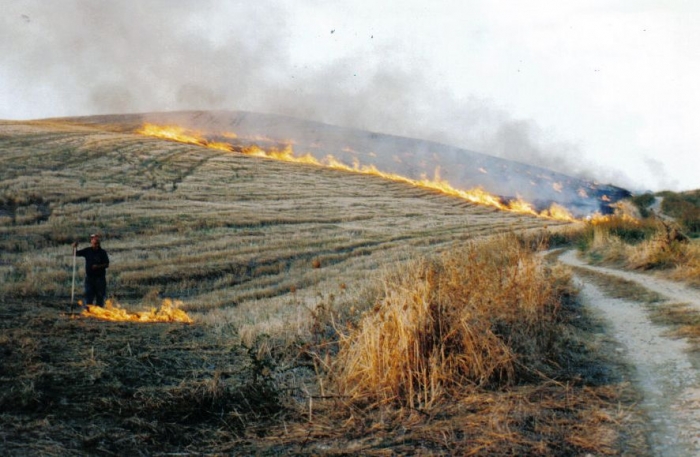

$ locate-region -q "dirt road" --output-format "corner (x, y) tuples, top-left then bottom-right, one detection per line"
(558, 250), (700, 456)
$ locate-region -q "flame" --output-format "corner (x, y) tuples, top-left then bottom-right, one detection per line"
(541, 203), (576, 221)
(80, 298), (193, 323)
(136, 123), (575, 221)
(137, 124), (233, 152)
(587, 212), (639, 225)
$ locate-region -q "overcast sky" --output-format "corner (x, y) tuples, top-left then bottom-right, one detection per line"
(2, 0), (698, 192)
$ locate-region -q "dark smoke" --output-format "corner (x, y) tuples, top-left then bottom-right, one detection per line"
(1, 0), (631, 188)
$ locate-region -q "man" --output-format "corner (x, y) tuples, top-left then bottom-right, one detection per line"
(72, 234), (110, 308)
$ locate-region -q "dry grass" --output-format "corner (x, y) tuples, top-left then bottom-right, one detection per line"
(239, 236), (649, 456)
(579, 215), (700, 287)
(241, 381), (646, 456)
(648, 303), (700, 350)
(332, 235), (570, 408)
(667, 240), (700, 286)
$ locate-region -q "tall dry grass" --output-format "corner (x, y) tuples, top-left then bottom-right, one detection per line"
(332, 234), (571, 408)
(581, 215), (700, 286)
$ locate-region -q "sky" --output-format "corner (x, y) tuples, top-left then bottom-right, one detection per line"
(1, 0), (698, 192)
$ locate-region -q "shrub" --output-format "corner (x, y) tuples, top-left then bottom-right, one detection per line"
(578, 215), (658, 252)
(630, 193), (656, 218)
(660, 191), (700, 237)
(578, 211), (700, 282)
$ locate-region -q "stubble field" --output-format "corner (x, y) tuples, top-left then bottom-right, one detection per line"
(0, 118), (649, 455)
(0, 119), (555, 338)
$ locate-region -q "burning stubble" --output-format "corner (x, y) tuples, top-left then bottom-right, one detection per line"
(135, 122), (576, 221)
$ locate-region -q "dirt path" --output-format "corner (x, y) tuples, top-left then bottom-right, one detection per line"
(558, 250), (700, 456)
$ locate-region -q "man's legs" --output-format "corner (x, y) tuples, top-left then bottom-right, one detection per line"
(94, 276), (106, 307)
(84, 277), (95, 307)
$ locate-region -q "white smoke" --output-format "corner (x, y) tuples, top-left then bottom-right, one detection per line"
(0, 0), (632, 188)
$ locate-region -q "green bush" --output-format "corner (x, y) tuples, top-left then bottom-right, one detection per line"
(630, 193), (655, 218)
(661, 192), (700, 237)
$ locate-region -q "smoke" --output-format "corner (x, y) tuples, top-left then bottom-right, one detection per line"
(644, 157), (678, 192)
(1, 0), (630, 187)
(1, 0), (288, 115)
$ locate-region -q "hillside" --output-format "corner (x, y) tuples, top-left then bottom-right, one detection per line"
(0, 117), (563, 317)
(56, 110), (631, 217)
(1, 117), (652, 456)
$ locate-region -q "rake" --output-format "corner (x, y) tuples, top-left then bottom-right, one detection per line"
(70, 246), (77, 313)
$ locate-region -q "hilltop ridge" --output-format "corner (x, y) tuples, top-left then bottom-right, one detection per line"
(54, 110), (631, 217)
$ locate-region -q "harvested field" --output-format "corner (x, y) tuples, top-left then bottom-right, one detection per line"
(0, 118), (650, 455)
(0, 119), (557, 332)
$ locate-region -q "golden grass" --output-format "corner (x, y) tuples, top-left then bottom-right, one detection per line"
(581, 215), (700, 286)
(0, 119), (561, 342)
(667, 240), (700, 286)
(332, 234), (571, 408)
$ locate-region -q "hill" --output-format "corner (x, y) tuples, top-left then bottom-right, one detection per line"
(0, 117), (566, 315)
(56, 110), (631, 217)
(0, 116), (650, 455)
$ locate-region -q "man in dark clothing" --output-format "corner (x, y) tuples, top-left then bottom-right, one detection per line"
(72, 234), (110, 308)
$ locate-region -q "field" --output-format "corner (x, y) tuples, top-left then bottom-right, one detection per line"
(0, 119), (559, 335)
(0, 118), (649, 455)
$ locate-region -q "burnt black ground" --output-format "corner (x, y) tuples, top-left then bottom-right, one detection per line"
(0, 300), (291, 456)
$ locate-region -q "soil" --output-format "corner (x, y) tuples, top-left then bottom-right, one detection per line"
(558, 249), (700, 456)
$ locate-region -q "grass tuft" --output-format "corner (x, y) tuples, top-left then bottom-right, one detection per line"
(332, 234), (570, 408)
(577, 214), (700, 286)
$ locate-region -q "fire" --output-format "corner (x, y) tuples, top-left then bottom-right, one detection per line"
(587, 212), (639, 225)
(80, 298), (193, 323)
(136, 123), (575, 221)
(541, 203), (575, 221)
(137, 124), (232, 152)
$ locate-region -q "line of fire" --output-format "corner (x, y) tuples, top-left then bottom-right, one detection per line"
(77, 120), (631, 323)
(136, 123), (586, 222)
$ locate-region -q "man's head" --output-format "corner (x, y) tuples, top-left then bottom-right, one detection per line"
(90, 234), (100, 248)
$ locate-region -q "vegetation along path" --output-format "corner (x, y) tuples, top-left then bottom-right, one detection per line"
(558, 249), (700, 456)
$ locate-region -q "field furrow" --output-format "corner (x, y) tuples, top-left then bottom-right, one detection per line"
(0, 120), (563, 317)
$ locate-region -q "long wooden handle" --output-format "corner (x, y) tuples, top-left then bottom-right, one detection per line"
(71, 248), (77, 306)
